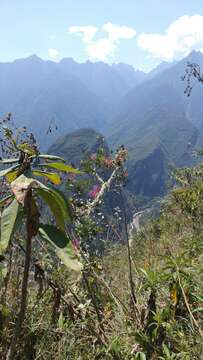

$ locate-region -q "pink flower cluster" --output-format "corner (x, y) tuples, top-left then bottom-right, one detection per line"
(102, 157), (114, 168)
(72, 238), (80, 250)
(88, 184), (101, 199)
(90, 153), (97, 161)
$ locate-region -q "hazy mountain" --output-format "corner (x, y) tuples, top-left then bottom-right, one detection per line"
(107, 51), (203, 203)
(58, 59), (145, 120)
(0, 55), (146, 149)
(48, 128), (107, 165)
(1, 51), (203, 203)
(147, 60), (177, 79)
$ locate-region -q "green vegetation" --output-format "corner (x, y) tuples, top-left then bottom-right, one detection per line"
(0, 115), (202, 359)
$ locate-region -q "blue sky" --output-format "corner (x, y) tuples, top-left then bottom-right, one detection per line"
(0, 0), (203, 71)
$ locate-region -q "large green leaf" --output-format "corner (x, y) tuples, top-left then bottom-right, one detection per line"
(11, 174), (71, 227)
(35, 185), (72, 230)
(32, 170), (61, 185)
(50, 186), (73, 222)
(0, 199), (21, 254)
(0, 165), (19, 178)
(11, 174), (38, 204)
(32, 154), (65, 162)
(57, 247), (82, 272)
(38, 224), (82, 271)
(38, 162), (81, 174)
(38, 223), (69, 248)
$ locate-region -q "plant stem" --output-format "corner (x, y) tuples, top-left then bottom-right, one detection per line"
(177, 270), (203, 338)
(6, 190), (32, 360)
(82, 270), (107, 345)
(119, 189), (137, 309)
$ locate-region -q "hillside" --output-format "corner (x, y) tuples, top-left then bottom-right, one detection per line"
(48, 128), (108, 165)
(107, 51), (203, 202)
(0, 60), (202, 360)
(0, 120), (202, 359)
(1, 52), (203, 203)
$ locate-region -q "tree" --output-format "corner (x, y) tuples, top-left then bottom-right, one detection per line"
(182, 62), (203, 96)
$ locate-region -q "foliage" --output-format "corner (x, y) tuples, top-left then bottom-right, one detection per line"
(0, 116), (202, 359)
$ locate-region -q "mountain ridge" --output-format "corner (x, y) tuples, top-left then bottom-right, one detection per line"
(1, 51), (203, 203)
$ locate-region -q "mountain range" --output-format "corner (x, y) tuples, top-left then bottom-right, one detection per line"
(1, 51), (203, 205)
(108, 50), (203, 202)
(0, 55), (148, 148)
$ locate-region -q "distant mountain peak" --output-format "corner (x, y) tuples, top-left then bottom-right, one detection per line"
(28, 54), (42, 61)
(59, 57), (76, 65)
(13, 54), (43, 64)
(148, 60), (176, 79)
(184, 50), (203, 63)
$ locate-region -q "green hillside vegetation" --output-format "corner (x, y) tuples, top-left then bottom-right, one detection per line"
(0, 117), (202, 359)
(48, 128), (108, 166)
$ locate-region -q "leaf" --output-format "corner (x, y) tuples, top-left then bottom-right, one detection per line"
(38, 224), (82, 271)
(0, 195), (14, 209)
(0, 199), (20, 254)
(39, 162), (81, 174)
(32, 170), (61, 185)
(17, 143), (36, 156)
(139, 353), (146, 360)
(12, 174), (71, 226)
(35, 185), (72, 230)
(6, 170), (19, 183)
(162, 344), (171, 357)
(50, 187), (73, 222)
(135, 353), (146, 360)
(38, 224), (69, 248)
(32, 154), (65, 162)
(0, 165), (19, 178)
(170, 284), (178, 306)
(57, 246), (82, 272)
(192, 307), (203, 313)
(0, 158), (20, 164)
(11, 174), (38, 204)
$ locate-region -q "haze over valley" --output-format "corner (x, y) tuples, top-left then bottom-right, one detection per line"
(1, 50), (203, 205)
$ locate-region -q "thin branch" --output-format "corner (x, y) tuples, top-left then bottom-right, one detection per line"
(86, 166), (119, 216)
(6, 190), (33, 360)
(93, 169), (104, 185)
(119, 188), (138, 316)
(177, 270), (203, 338)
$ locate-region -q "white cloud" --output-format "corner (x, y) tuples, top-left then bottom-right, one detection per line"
(68, 22), (136, 62)
(102, 22), (136, 42)
(48, 48), (59, 60)
(137, 15), (203, 61)
(69, 26), (98, 44)
(86, 38), (116, 62)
